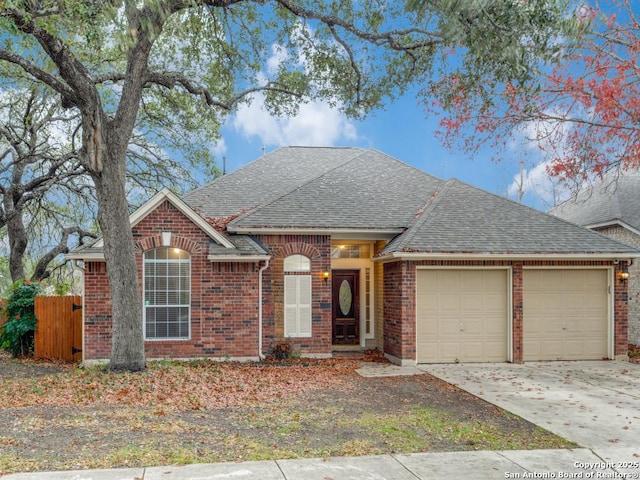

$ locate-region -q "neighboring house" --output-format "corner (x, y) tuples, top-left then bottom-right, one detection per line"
(551, 170), (640, 345)
(69, 147), (639, 365)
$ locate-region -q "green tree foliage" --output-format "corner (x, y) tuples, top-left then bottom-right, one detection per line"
(0, 0), (577, 371)
(0, 279), (41, 357)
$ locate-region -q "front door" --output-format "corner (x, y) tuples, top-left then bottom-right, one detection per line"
(332, 270), (359, 345)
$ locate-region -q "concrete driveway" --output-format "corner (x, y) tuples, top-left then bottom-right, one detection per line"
(420, 361), (640, 465)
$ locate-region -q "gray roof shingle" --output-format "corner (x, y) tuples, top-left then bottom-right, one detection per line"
(184, 146), (365, 218)
(72, 147), (640, 260)
(550, 170), (640, 232)
(383, 179), (639, 255)
(228, 149), (441, 230)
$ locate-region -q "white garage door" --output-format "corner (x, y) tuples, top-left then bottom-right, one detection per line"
(523, 269), (609, 361)
(416, 269), (509, 363)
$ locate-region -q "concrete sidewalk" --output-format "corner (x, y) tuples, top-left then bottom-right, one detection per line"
(3, 447), (638, 480)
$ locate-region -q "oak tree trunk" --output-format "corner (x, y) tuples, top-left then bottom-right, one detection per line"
(94, 146), (145, 372)
(5, 196), (27, 282)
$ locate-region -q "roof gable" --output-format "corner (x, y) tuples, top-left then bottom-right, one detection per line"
(93, 188), (234, 249)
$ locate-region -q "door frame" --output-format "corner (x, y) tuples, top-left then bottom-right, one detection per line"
(332, 269), (360, 345)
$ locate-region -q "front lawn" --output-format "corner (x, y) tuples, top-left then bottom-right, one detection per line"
(0, 353), (574, 474)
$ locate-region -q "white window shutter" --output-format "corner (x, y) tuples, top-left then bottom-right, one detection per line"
(298, 275), (312, 337)
(284, 276), (298, 337)
(284, 275), (312, 337)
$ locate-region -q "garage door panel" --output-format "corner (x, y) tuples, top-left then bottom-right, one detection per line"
(417, 269), (508, 363)
(435, 342), (461, 363)
(440, 320), (461, 336)
(461, 342), (485, 362)
(461, 294), (483, 311)
(482, 341), (508, 362)
(486, 319), (506, 336)
(523, 269), (609, 361)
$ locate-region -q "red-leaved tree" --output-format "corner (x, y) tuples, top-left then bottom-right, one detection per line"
(430, 0), (640, 196)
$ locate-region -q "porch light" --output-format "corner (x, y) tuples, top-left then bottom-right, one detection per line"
(323, 270), (330, 284)
(617, 271), (630, 282)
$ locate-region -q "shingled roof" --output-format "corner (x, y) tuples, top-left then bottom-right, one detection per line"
(382, 179), (639, 256)
(184, 147), (366, 218)
(69, 147), (640, 261)
(550, 170), (640, 234)
(184, 147), (638, 257)
(227, 149), (441, 231)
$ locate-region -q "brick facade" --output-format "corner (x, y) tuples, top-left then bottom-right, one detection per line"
(383, 259), (629, 364)
(255, 234), (332, 357)
(83, 200), (262, 361)
(594, 225), (640, 345)
(82, 199), (630, 364)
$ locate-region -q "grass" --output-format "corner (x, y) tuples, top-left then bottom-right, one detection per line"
(0, 356), (576, 474)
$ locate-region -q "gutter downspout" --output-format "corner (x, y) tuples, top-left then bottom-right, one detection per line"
(258, 258), (270, 359)
(71, 260), (85, 365)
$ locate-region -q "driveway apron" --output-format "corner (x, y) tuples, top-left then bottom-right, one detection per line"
(420, 361), (640, 460)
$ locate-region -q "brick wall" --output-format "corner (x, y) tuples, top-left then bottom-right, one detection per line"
(256, 234), (332, 356)
(383, 259), (628, 364)
(383, 261), (415, 362)
(83, 200), (261, 361)
(595, 225), (640, 345)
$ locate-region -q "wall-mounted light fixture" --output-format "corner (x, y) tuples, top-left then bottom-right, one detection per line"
(617, 271), (630, 282)
(323, 270), (330, 284)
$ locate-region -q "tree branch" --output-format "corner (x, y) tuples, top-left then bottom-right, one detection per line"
(145, 72), (304, 110)
(0, 49), (76, 105)
(32, 226), (98, 281)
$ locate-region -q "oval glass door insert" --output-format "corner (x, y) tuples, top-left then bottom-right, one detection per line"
(339, 279), (352, 316)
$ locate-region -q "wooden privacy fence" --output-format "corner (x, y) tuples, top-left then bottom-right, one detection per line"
(34, 296), (82, 362)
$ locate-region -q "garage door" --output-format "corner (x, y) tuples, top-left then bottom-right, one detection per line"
(523, 269), (609, 361)
(416, 269), (508, 363)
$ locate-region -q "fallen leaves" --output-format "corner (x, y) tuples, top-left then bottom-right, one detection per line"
(0, 358), (360, 412)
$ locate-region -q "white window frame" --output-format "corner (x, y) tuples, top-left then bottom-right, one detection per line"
(284, 254), (312, 338)
(143, 247), (191, 340)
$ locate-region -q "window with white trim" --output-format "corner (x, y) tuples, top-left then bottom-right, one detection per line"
(144, 247), (190, 340)
(284, 254), (312, 337)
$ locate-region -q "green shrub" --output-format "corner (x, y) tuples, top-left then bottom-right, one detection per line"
(0, 280), (41, 357)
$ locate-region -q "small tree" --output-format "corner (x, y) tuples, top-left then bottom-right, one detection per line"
(0, 280), (41, 357)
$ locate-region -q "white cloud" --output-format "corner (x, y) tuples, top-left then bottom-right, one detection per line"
(211, 137), (227, 157)
(228, 24), (358, 148)
(505, 107), (578, 206)
(267, 44), (290, 75)
(507, 160), (551, 201)
(232, 91), (358, 147)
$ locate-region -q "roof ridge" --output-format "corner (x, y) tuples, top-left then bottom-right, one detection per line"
(184, 147), (289, 200)
(227, 147), (368, 228)
(391, 179), (454, 251)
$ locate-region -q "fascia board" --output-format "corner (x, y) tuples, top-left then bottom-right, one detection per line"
(374, 252), (640, 262)
(207, 255), (272, 263)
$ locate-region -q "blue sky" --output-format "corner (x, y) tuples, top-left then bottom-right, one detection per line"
(211, 83), (555, 212)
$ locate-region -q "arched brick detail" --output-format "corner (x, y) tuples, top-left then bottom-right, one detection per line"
(134, 234), (202, 254)
(274, 242), (321, 260)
